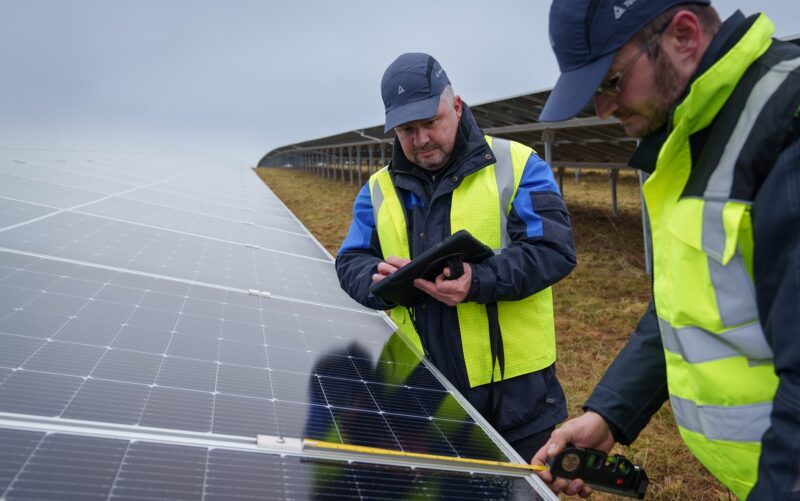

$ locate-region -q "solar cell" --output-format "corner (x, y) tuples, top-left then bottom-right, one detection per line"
(0, 172), (105, 208)
(0, 199), (54, 228)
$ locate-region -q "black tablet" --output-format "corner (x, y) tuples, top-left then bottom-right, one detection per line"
(370, 230), (493, 306)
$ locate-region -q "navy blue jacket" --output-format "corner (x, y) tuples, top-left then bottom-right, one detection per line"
(336, 104), (576, 443)
(585, 13), (800, 500)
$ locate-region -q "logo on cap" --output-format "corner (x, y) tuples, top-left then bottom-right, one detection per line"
(615, 0), (640, 19)
(398, 85), (405, 95)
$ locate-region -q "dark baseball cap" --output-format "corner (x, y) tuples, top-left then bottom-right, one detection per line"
(540, 0), (710, 122)
(381, 53), (450, 133)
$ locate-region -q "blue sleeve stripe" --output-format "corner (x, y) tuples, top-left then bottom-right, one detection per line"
(520, 153), (560, 194)
(338, 184), (376, 254)
(512, 191), (544, 238)
(511, 153), (559, 238)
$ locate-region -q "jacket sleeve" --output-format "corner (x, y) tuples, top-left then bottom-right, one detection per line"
(583, 299), (669, 444)
(467, 151), (576, 303)
(749, 134), (800, 500)
(335, 183), (395, 311)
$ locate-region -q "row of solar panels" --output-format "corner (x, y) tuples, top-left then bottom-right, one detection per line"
(0, 142), (554, 499)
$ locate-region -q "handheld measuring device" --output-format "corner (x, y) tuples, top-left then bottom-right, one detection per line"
(549, 445), (649, 499)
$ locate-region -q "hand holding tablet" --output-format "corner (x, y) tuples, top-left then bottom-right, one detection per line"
(370, 230), (493, 306)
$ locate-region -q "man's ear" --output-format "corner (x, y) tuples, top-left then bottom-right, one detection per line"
(661, 10), (707, 71)
(454, 95), (463, 120)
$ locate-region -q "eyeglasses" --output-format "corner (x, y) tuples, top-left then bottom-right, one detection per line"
(596, 22), (670, 97)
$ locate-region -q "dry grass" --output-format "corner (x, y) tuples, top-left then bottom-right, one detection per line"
(255, 166), (729, 500)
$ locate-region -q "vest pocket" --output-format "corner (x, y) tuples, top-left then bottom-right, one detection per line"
(665, 199), (758, 328)
(667, 199), (750, 265)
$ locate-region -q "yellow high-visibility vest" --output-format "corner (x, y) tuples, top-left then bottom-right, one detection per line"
(368, 136), (556, 388)
(643, 15), (798, 498)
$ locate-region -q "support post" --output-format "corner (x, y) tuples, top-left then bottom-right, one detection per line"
(610, 168), (619, 219)
(541, 130), (559, 192)
(338, 147), (344, 182)
(348, 146), (354, 185)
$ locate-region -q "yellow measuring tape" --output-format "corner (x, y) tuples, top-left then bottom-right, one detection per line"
(303, 439), (547, 473)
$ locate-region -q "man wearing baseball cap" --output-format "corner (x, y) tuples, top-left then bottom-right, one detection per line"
(534, 1), (800, 499)
(336, 53), (577, 460)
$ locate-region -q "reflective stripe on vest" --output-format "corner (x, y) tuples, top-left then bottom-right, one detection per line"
(369, 136), (556, 388)
(493, 136), (515, 250)
(669, 395), (771, 443)
(659, 319), (772, 364)
(644, 15), (791, 499)
(371, 178), (385, 237)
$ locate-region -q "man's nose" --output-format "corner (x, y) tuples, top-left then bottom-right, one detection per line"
(593, 93), (617, 119)
(412, 128), (430, 146)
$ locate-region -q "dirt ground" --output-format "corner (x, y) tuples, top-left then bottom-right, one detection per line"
(256, 166), (729, 500)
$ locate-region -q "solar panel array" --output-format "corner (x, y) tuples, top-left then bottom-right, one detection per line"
(0, 142), (553, 500)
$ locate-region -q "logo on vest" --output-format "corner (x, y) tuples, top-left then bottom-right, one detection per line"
(614, 5), (626, 19)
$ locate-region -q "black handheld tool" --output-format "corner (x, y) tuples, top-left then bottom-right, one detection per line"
(548, 445), (649, 499)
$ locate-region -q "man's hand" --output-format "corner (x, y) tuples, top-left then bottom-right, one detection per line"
(372, 256), (410, 283)
(413, 263), (472, 307)
(531, 411), (615, 498)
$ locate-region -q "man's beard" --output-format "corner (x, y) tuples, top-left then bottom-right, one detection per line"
(621, 50), (686, 138)
(413, 146), (449, 170)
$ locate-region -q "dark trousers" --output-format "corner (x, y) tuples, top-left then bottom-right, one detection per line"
(509, 426), (554, 463)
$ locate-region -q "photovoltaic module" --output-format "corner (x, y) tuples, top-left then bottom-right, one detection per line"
(0, 142), (555, 500)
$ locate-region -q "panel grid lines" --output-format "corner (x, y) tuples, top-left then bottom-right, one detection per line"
(0, 428), (47, 500)
(0, 209), (349, 304)
(79, 195), (309, 237)
(69, 207), (323, 262)
(122, 281), (188, 432)
(104, 438), (134, 500)
(0, 247), (378, 317)
(0, 172), (180, 234)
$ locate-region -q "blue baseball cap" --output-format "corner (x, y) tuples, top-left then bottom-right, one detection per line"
(381, 53), (450, 133)
(540, 0), (710, 122)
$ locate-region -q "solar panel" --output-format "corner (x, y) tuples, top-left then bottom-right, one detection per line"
(0, 144), (556, 500)
(0, 429), (540, 500)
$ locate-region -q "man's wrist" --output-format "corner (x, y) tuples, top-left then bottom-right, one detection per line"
(582, 406), (622, 444)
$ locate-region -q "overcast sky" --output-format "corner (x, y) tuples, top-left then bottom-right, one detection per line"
(1, 0), (797, 164)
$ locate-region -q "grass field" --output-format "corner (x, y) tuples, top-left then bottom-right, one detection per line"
(255, 166), (729, 500)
